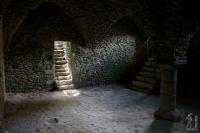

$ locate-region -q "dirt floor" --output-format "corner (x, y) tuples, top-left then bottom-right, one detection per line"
(0, 85), (199, 133)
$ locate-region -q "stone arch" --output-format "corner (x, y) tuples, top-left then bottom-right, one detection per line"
(4, 2), (84, 92)
(10, 2), (84, 47)
(3, 0), (157, 48)
(4, 1), (83, 49)
(113, 16), (145, 40)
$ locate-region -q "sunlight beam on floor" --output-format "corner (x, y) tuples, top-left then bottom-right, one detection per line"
(62, 89), (80, 97)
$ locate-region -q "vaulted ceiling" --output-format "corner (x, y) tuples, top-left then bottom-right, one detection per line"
(1, 0), (199, 47)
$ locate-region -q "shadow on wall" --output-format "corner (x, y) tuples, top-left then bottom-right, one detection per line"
(72, 17), (142, 87)
(177, 27), (200, 97)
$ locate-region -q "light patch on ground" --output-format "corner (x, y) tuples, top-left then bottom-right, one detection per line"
(1, 85), (199, 133)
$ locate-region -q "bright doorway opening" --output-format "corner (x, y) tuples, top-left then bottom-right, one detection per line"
(54, 41), (74, 90)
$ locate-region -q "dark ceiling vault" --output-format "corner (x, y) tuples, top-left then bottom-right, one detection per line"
(2, 0), (151, 45)
(1, 0), (199, 51)
(11, 2), (85, 47)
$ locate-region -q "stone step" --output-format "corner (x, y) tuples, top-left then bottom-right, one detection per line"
(55, 57), (65, 60)
(55, 58), (66, 61)
(139, 71), (160, 78)
(54, 47), (64, 50)
(54, 54), (65, 58)
(54, 53), (65, 57)
(131, 86), (153, 93)
(132, 80), (154, 91)
(56, 79), (72, 86)
(54, 49), (64, 52)
(56, 75), (71, 80)
(54, 43), (63, 46)
(55, 64), (68, 69)
(55, 68), (69, 73)
(142, 66), (160, 73)
(56, 72), (70, 76)
(54, 46), (63, 49)
(55, 60), (67, 65)
(147, 57), (156, 62)
(54, 51), (65, 54)
(54, 46), (64, 49)
(144, 61), (157, 67)
(57, 84), (74, 90)
(136, 76), (156, 84)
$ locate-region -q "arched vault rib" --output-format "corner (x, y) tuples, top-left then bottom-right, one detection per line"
(4, 0), (157, 49)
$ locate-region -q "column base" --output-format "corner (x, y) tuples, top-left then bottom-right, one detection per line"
(154, 108), (181, 122)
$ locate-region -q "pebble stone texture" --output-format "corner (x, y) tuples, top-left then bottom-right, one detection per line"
(2, 0), (195, 92)
(1, 85), (199, 133)
(4, 2), (136, 92)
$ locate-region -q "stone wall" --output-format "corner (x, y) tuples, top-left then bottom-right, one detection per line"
(5, 45), (54, 92)
(4, 3), (82, 92)
(0, 16), (5, 121)
(72, 32), (135, 87)
(4, 3), (137, 92)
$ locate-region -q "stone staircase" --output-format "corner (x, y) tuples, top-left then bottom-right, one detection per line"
(54, 42), (74, 90)
(131, 57), (160, 93)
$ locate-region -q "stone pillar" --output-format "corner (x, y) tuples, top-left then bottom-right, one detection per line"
(154, 63), (181, 121)
(0, 16), (5, 122)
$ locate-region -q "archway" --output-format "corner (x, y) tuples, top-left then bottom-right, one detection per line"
(4, 2), (83, 92)
(53, 41), (73, 90)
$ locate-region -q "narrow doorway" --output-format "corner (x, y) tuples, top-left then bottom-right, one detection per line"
(54, 41), (73, 90)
